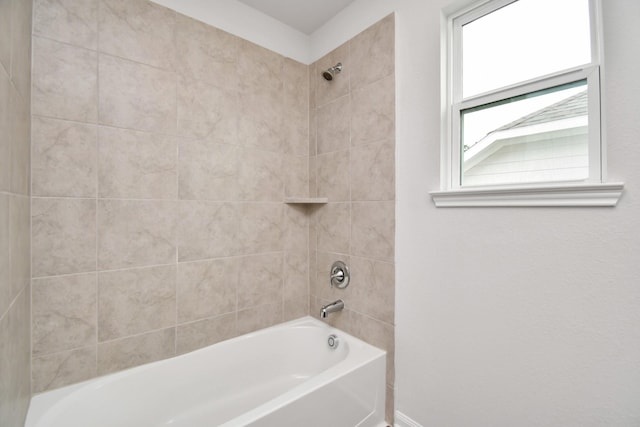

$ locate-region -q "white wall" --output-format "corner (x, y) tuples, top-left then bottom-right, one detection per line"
(391, 0), (640, 425)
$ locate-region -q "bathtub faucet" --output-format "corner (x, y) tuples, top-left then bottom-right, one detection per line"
(320, 299), (344, 319)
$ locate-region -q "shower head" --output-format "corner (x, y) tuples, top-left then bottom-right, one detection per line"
(322, 63), (342, 81)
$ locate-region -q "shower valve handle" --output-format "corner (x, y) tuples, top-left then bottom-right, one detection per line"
(329, 261), (350, 289)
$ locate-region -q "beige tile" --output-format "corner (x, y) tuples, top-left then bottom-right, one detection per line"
(99, 0), (176, 69)
(98, 265), (176, 341)
(0, 195), (9, 316)
(32, 36), (97, 122)
(178, 138), (239, 201)
(97, 200), (176, 270)
(284, 118), (308, 160)
(316, 202), (350, 254)
(283, 203), (308, 253)
(308, 61), (317, 112)
(177, 201), (240, 261)
(32, 198), (96, 277)
(0, 0), (10, 74)
(237, 39), (283, 93)
(238, 203), (284, 254)
(237, 302), (282, 335)
(0, 196), (28, 323)
(314, 42), (349, 108)
(0, 90), (28, 427)
(98, 328), (175, 375)
(317, 95), (350, 154)
(349, 311), (394, 386)
(308, 248), (317, 298)
(351, 76), (395, 146)
(10, 85), (29, 195)
(238, 88), (283, 153)
(0, 67), (9, 191)
(32, 346), (97, 393)
(176, 314), (236, 355)
(349, 256), (394, 324)
(308, 204), (318, 243)
(98, 127), (177, 199)
(283, 58), (309, 156)
(284, 295), (308, 322)
(0, 287), (30, 426)
(317, 149), (350, 202)
(283, 251), (308, 321)
(309, 155), (317, 197)
(98, 54), (176, 133)
(177, 77), (239, 142)
(351, 139), (395, 201)
(385, 385), (395, 425)
(9, 195), (29, 304)
(32, 273), (97, 356)
(308, 206), (318, 253)
(177, 258), (238, 323)
(9, 0), (32, 98)
(32, 116), (97, 197)
(309, 92), (317, 157)
(175, 14), (238, 90)
(351, 201), (394, 262)
(238, 148), (283, 201)
(284, 155), (308, 199)
(283, 57), (308, 108)
(33, 0), (98, 49)
(350, 14), (394, 90)
(237, 253), (283, 310)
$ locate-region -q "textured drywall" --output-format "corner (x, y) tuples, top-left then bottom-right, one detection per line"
(392, 0), (640, 425)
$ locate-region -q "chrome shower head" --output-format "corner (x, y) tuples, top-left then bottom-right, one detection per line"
(322, 62), (342, 81)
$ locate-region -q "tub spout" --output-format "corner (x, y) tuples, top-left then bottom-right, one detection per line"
(320, 299), (344, 319)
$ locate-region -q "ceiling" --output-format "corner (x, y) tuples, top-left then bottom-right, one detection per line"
(237, 0), (356, 35)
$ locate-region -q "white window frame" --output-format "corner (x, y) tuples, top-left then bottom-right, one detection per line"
(431, 0), (623, 207)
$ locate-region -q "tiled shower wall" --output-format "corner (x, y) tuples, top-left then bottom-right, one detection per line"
(30, 0), (310, 392)
(29, 0), (396, 423)
(0, 0), (32, 425)
(308, 14), (396, 421)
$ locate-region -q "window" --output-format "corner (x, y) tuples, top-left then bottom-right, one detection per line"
(432, 0), (623, 206)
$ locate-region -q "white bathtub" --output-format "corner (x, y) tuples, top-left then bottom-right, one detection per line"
(26, 316), (387, 427)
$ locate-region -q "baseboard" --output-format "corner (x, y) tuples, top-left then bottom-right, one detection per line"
(395, 411), (423, 427)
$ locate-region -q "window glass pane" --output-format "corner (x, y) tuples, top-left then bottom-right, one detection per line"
(462, 0), (591, 98)
(461, 80), (588, 186)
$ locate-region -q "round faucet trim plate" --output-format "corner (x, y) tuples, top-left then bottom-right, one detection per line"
(330, 261), (350, 289)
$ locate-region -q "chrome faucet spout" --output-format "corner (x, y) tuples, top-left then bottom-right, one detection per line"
(320, 299), (344, 319)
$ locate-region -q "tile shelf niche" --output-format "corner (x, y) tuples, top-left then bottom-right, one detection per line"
(284, 197), (329, 204)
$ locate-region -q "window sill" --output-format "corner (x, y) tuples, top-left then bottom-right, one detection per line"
(430, 182), (624, 207)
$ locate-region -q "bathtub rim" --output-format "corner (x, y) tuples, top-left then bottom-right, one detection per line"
(26, 315), (387, 426)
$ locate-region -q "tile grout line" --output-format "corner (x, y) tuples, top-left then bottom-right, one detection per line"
(174, 36), (179, 356)
(29, 16), (35, 395)
(94, 0), (102, 374)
